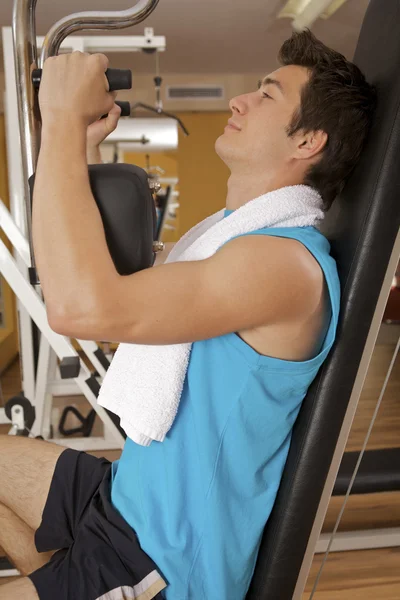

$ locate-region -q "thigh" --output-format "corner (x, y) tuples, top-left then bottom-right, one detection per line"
(0, 577), (39, 600)
(0, 436), (65, 531)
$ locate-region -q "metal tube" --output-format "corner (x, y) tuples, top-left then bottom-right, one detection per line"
(12, 0), (40, 274)
(40, 0), (160, 64)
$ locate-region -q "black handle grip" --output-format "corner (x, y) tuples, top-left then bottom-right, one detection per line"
(32, 68), (132, 92)
(101, 101), (131, 120)
(106, 69), (132, 92)
(116, 101), (131, 117)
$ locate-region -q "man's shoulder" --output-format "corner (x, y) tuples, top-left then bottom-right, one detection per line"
(212, 233), (325, 324)
(220, 232), (323, 280)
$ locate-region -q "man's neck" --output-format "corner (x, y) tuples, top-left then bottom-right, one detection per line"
(225, 172), (303, 210)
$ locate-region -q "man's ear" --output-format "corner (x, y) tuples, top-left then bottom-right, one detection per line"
(295, 130), (328, 161)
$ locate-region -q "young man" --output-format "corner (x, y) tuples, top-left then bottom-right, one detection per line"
(0, 30), (376, 600)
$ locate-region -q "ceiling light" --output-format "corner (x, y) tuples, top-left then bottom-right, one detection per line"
(277, 0), (349, 31)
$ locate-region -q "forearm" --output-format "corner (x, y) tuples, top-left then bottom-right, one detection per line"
(86, 144), (102, 164)
(33, 116), (117, 321)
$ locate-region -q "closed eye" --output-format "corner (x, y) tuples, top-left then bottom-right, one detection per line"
(262, 92), (272, 99)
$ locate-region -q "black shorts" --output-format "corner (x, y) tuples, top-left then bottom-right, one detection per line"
(28, 448), (167, 600)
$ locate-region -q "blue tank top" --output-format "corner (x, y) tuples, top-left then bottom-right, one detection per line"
(111, 216), (341, 600)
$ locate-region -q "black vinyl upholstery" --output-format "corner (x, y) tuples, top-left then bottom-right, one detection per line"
(246, 1), (400, 597)
(333, 448), (400, 496)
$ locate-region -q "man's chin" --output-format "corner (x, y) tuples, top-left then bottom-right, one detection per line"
(214, 133), (233, 161)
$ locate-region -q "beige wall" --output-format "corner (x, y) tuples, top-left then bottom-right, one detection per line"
(176, 112), (230, 235)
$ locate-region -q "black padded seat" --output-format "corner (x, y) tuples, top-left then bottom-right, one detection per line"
(333, 448), (400, 496)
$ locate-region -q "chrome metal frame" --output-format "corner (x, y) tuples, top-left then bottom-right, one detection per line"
(13, 0), (40, 272)
(2, 25), (36, 405)
(40, 0), (160, 65)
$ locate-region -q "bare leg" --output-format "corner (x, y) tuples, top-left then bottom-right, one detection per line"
(0, 435), (65, 530)
(0, 502), (54, 576)
(0, 577), (39, 599)
(0, 435), (64, 583)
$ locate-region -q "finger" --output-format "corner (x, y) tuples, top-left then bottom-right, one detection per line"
(89, 53), (110, 91)
(108, 103), (122, 124)
(102, 92), (117, 115)
(104, 94), (117, 116)
(104, 104), (122, 133)
(92, 52), (109, 74)
(109, 103), (122, 116)
(103, 78), (118, 95)
(43, 55), (56, 67)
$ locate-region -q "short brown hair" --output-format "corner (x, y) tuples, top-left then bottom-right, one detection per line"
(278, 29), (377, 212)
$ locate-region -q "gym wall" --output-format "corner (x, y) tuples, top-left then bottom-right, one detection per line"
(125, 111), (231, 239)
(176, 112), (231, 236)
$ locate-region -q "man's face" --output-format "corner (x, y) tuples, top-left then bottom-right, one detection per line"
(215, 65), (310, 175)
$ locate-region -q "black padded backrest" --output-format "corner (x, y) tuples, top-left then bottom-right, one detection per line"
(246, 1), (400, 598)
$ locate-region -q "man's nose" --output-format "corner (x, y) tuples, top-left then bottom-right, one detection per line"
(229, 93), (249, 114)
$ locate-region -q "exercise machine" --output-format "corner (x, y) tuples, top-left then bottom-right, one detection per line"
(0, 1), (165, 449)
(1, 0), (400, 596)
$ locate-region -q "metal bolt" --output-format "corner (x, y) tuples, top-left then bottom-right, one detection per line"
(149, 181), (162, 193)
(153, 241), (165, 253)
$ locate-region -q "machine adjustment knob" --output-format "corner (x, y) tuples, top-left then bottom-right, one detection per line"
(149, 181), (162, 193)
(153, 241), (165, 252)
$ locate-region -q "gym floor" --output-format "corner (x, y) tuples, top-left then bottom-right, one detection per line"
(1, 326), (399, 598)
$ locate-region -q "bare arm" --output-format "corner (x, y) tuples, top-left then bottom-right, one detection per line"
(51, 234), (324, 346)
(33, 115), (118, 324)
(86, 145), (102, 164)
(33, 52), (118, 323)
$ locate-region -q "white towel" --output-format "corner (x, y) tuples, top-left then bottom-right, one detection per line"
(98, 184), (325, 446)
